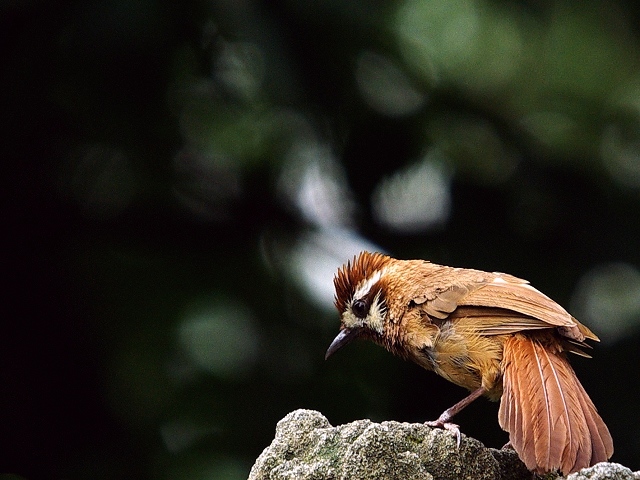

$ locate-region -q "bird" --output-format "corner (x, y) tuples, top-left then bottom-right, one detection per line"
(325, 251), (613, 475)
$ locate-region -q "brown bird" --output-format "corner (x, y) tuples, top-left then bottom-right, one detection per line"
(325, 251), (613, 475)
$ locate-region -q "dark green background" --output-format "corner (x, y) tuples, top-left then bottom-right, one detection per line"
(4, 0), (640, 478)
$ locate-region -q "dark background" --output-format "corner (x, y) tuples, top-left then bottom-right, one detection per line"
(3, 0), (640, 478)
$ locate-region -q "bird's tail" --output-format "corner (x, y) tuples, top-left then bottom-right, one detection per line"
(498, 334), (613, 474)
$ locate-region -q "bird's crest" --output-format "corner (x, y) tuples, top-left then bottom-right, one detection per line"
(334, 251), (390, 312)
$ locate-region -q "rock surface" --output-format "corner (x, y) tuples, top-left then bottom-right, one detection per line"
(249, 409), (638, 480)
(566, 463), (640, 480)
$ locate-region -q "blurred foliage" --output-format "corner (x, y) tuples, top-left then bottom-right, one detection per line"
(4, 0), (640, 478)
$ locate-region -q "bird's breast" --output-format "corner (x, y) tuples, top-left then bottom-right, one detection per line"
(416, 322), (505, 399)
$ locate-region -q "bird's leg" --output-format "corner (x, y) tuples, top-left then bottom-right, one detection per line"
(425, 387), (486, 447)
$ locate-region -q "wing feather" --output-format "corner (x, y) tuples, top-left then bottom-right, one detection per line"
(448, 306), (553, 335)
(462, 281), (574, 328)
(415, 269), (598, 342)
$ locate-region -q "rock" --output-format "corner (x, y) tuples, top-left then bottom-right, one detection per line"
(566, 462), (640, 480)
(248, 409), (532, 480)
(249, 409), (640, 480)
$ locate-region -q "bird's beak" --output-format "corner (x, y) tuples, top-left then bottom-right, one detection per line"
(325, 328), (360, 360)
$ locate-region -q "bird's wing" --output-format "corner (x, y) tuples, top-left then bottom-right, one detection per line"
(412, 268), (597, 342)
(446, 306), (555, 335)
(461, 278), (573, 327)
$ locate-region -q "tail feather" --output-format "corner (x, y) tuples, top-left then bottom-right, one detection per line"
(498, 334), (613, 474)
(574, 379), (614, 467)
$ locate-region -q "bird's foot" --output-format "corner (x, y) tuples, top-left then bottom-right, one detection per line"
(501, 441), (514, 451)
(422, 387), (484, 448)
(424, 419), (462, 447)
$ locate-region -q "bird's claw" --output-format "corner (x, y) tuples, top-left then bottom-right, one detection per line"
(425, 420), (462, 447)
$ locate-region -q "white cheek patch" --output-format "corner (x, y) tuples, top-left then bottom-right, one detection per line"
(366, 295), (386, 334)
(341, 310), (362, 329)
(342, 291), (386, 335)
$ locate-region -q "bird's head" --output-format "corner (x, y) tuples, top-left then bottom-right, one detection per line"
(325, 251), (393, 359)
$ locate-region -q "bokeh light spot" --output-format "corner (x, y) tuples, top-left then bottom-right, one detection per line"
(178, 300), (259, 378)
(278, 142), (355, 228)
(571, 262), (640, 343)
(287, 229), (383, 312)
(601, 122), (640, 189)
(355, 50), (427, 117)
(372, 151), (451, 232)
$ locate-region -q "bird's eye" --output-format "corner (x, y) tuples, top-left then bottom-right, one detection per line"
(352, 299), (369, 318)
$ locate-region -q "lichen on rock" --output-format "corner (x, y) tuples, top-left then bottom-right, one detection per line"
(566, 462), (640, 480)
(249, 409), (637, 480)
(248, 409), (530, 480)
